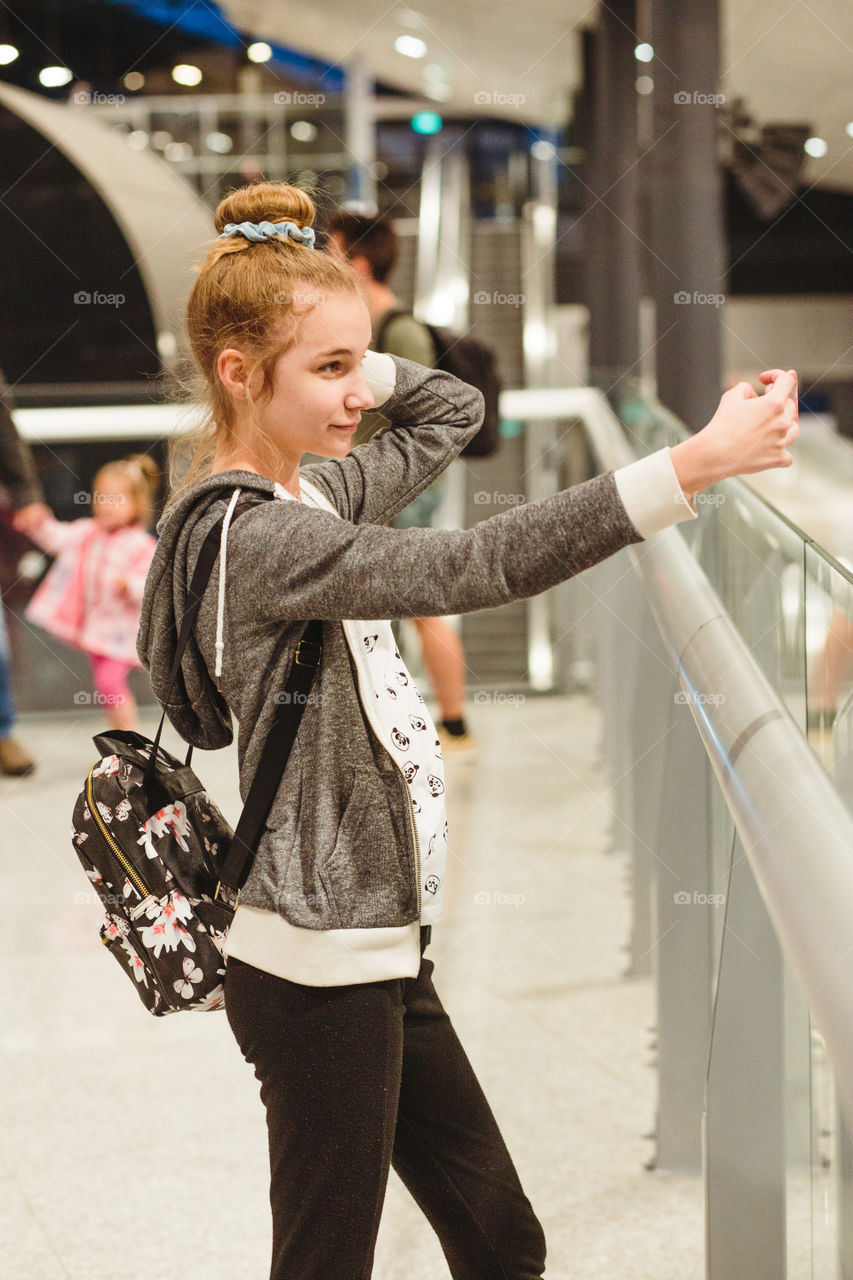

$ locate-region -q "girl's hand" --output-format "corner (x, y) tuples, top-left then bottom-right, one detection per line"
(670, 369), (799, 498)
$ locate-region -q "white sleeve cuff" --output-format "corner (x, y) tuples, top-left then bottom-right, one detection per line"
(361, 350), (397, 408)
(613, 446), (698, 539)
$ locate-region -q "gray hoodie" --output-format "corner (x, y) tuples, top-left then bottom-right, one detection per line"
(137, 355), (644, 933)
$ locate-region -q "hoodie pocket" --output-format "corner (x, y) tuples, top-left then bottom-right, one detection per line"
(318, 766), (413, 927)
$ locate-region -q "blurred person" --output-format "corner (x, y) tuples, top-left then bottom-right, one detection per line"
(13, 454), (159, 732)
(136, 180), (798, 1280)
(327, 210), (475, 756)
(0, 369), (51, 775)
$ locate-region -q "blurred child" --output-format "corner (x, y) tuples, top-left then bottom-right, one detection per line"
(13, 454), (159, 732)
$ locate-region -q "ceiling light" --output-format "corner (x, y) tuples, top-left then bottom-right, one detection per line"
(127, 130), (149, 150)
(248, 41), (272, 63)
(39, 66), (73, 87)
(123, 72), (145, 90)
(846, 122), (853, 138)
(205, 131), (233, 153)
(636, 76), (654, 95)
(531, 140), (556, 161)
(0, 44), (20, 65)
(172, 64), (202, 87)
(634, 43), (654, 62)
(804, 136), (827, 157)
(396, 35), (427, 58)
(290, 120), (318, 142)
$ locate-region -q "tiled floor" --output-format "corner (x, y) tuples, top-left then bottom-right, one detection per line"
(0, 695), (704, 1279)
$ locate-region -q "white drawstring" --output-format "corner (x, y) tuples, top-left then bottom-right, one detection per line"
(214, 487), (242, 687)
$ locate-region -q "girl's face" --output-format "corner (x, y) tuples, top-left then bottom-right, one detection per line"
(92, 477), (138, 530)
(247, 289), (376, 461)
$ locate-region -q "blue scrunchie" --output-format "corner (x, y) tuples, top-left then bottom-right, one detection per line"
(218, 220), (316, 248)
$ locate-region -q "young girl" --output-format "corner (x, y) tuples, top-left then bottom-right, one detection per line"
(137, 181), (798, 1280)
(14, 454), (159, 732)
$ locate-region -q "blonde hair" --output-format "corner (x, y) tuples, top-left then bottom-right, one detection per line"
(167, 180), (360, 509)
(93, 453), (160, 526)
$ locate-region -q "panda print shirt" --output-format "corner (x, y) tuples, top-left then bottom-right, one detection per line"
(276, 477), (448, 926)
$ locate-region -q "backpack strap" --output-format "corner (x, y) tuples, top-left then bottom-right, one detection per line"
(374, 307), (410, 354)
(216, 616), (323, 894)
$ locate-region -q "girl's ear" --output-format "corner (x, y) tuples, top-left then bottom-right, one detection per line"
(217, 348), (250, 399)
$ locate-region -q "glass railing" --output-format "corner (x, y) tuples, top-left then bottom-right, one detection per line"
(616, 390), (853, 1280)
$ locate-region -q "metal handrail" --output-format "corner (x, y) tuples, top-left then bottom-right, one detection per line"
(506, 383), (853, 1124)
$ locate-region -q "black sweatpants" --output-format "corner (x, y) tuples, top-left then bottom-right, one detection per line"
(224, 934), (547, 1280)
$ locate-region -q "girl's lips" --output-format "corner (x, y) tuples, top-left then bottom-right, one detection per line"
(330, 423), (359, 431)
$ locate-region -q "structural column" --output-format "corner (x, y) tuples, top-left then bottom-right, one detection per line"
(649, 0), (726, 430)
(583, 0), (642, 400)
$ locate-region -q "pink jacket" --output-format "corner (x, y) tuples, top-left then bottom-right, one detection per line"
(25, 515), (157, 666)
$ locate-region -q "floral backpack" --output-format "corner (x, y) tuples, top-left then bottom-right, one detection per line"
(70, 492), (322, 1015)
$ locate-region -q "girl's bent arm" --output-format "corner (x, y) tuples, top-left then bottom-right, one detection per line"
(301, 353), (483, 525)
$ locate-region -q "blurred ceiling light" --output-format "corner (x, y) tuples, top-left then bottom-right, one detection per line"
(165, 141), (193, 161)
(151, 130), (173, 148)
(531, 139), (556, 161)
(290, 120), (318, 142)
(0, 44), (20, 65)
(123, 71), (145, 90)
(804, 136), (827, 157)
(636, 76), (654, 95)
(846, 122), (853, 138)
(127, 130), (149, 150)
(247, 41), (272, 63)
(395, 35), (427, 58)
(205, 130), (233, 153)
(39, 66), (73, 87)
(423, 63), (446, 83)
(172, 64), (202, 86)
(634, 43), (654, 62)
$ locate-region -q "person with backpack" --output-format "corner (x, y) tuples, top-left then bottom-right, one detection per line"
(326, 210), (476, 754)
(136, 180), (798, 1280)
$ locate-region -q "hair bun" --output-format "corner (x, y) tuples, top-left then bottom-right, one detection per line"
(214, 181), (316, 236)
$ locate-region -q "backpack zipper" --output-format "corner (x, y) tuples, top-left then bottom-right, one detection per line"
(86, 766), (150, 899)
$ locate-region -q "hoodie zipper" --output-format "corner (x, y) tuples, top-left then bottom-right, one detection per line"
(340, 619), (423, 918)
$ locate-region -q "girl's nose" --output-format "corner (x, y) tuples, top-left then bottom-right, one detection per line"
(345, 374), (375, 412)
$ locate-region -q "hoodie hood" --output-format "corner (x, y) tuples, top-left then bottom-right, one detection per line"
(137, 469), (275, 750)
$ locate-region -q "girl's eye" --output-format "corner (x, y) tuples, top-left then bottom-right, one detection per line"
(319, 360), (343, 373)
